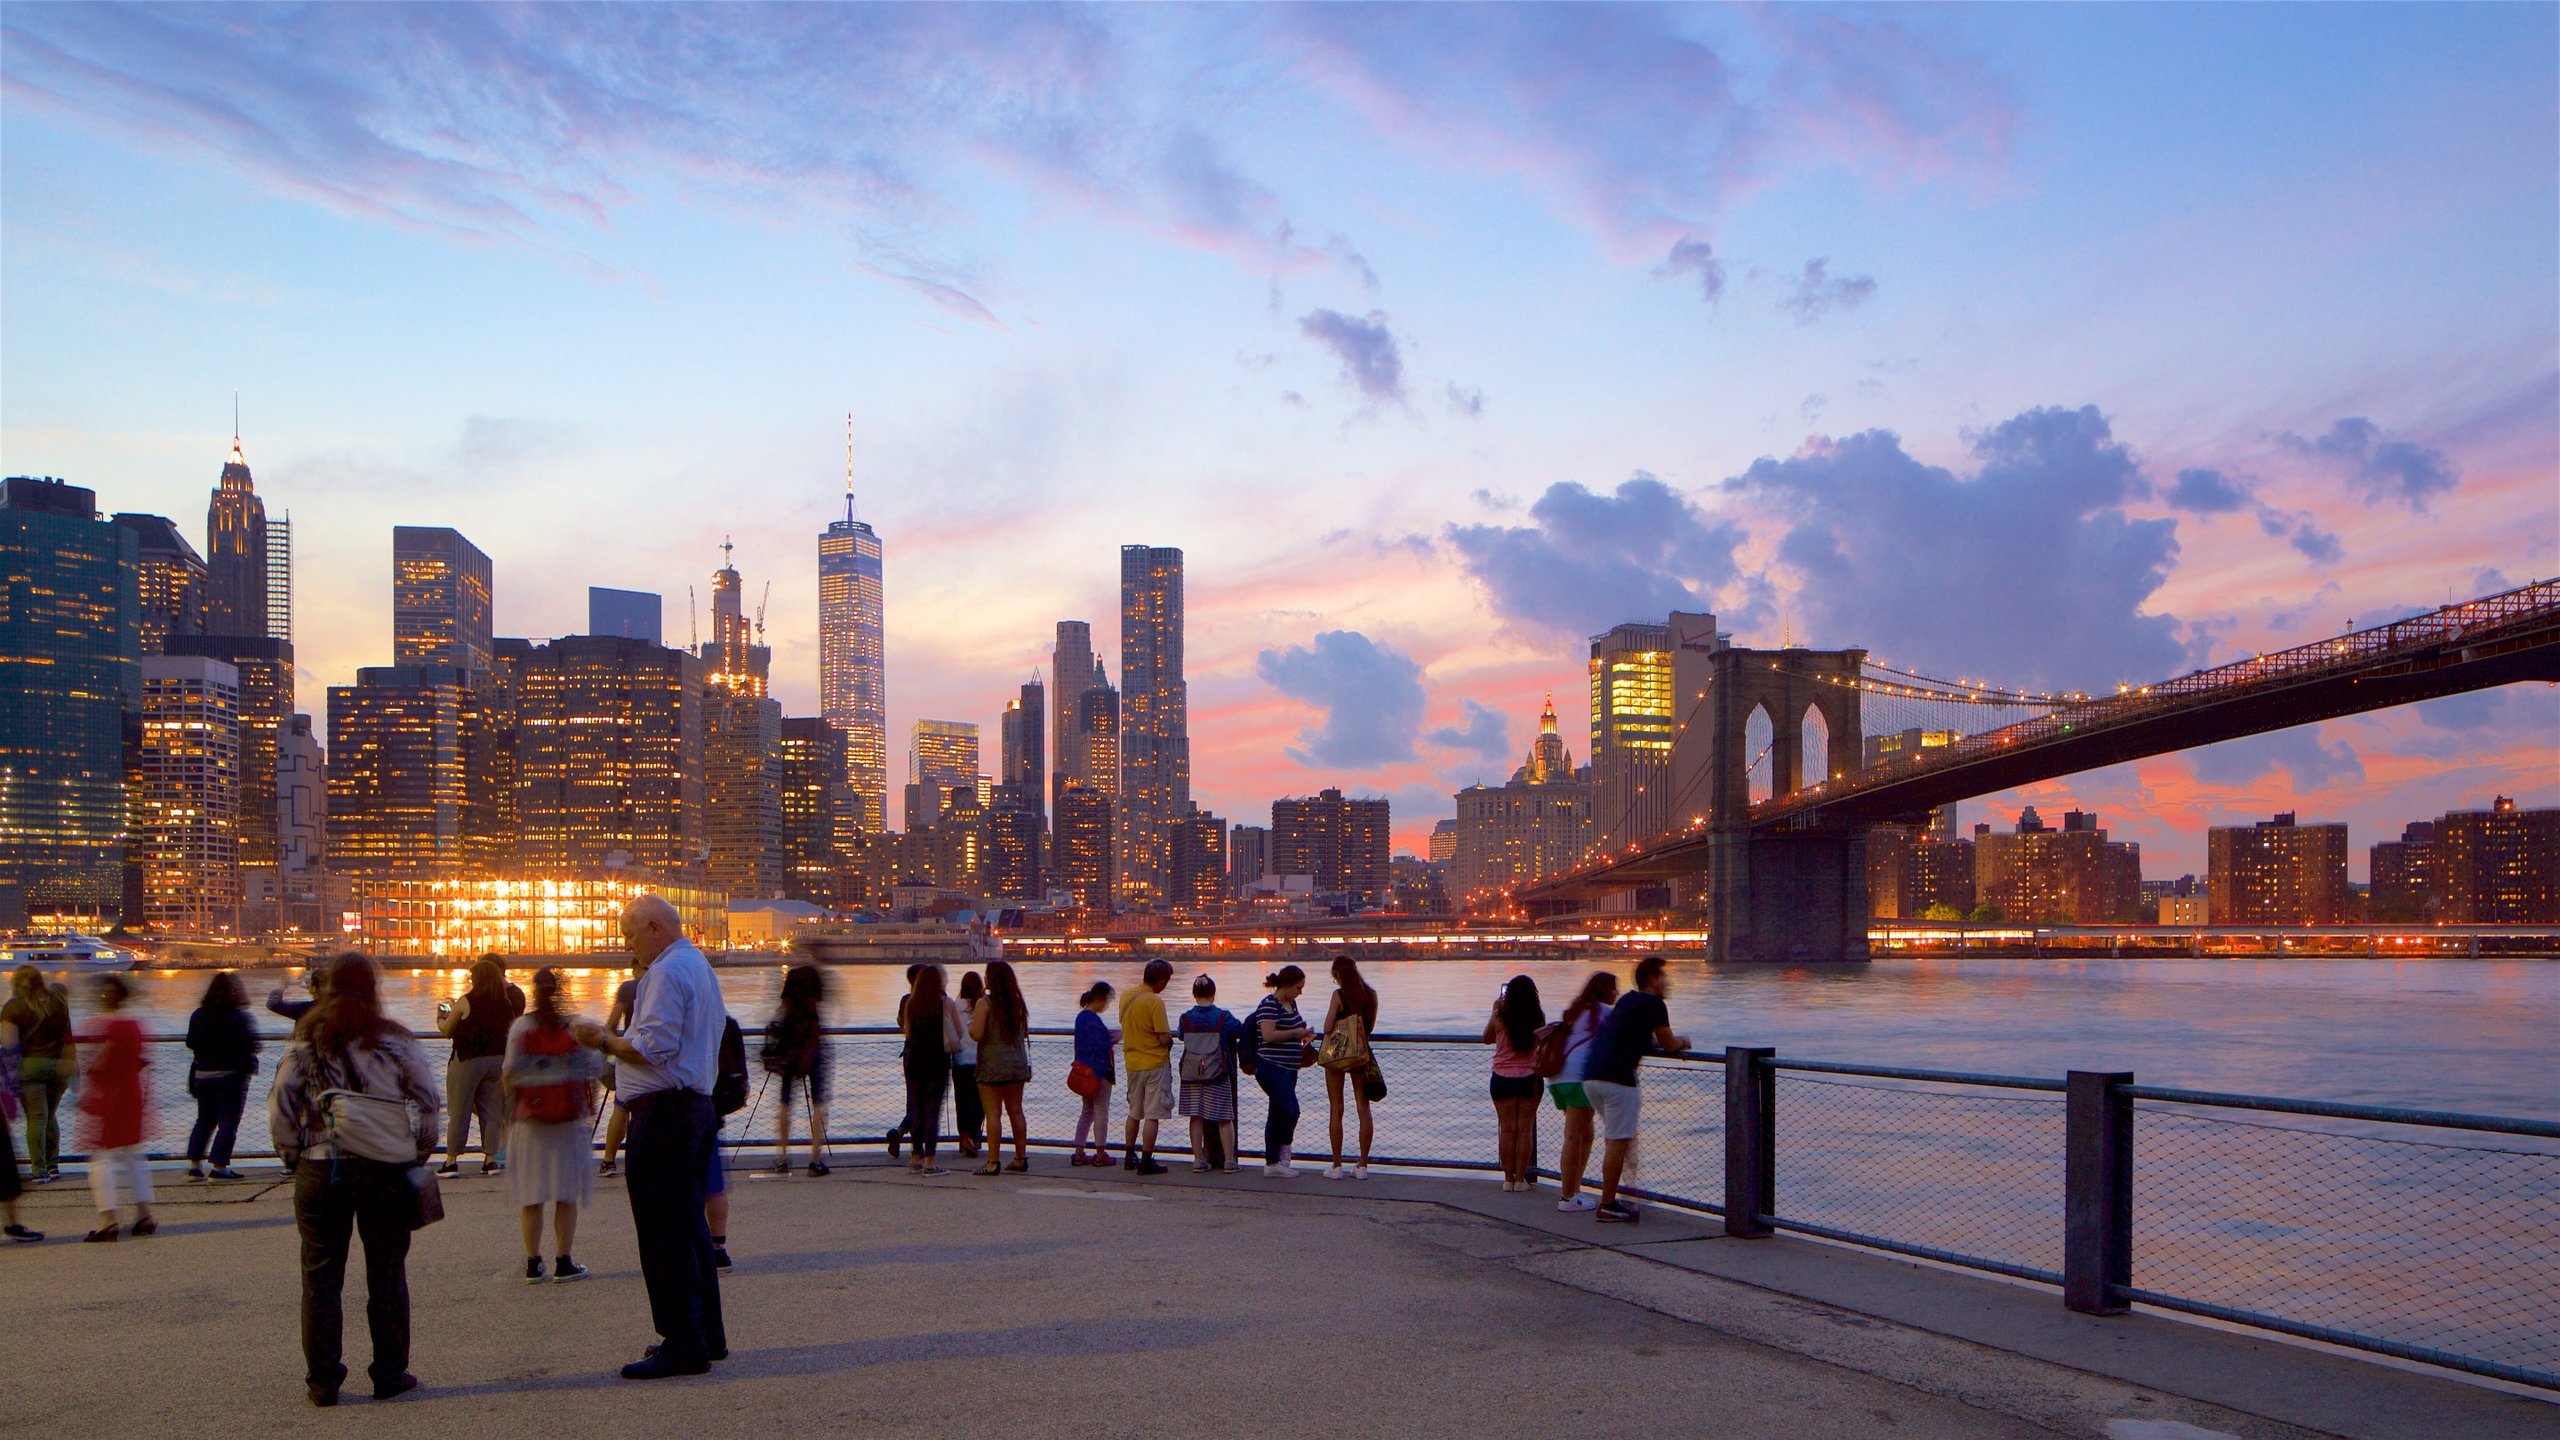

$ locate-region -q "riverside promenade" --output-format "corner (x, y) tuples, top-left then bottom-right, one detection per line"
(1, 1157), (2546, 1439)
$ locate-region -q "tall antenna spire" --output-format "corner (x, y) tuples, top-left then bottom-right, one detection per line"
(843, 411), (858, 522)
(233, 390), (240, 441)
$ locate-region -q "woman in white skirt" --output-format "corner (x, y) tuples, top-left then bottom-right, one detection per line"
(501, 969), (605, 1283)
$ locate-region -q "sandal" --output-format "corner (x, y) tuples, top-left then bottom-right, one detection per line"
(975, 1162), (1001, 1176)
(130, 1217), (158, 1238)
(83, 1225), (119, 1244)
(1005, 1158), (1028, 1173)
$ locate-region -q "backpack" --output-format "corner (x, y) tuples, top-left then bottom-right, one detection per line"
(1179, 1014), (1228, 1085)
(1317, 1013), (1370, 1072)
(1530, 1020), (1571, 1080)
(714, 1015), (750, 1116)
(513, 1021), (588, 1124)
(1235, 1011), (1262, 1076)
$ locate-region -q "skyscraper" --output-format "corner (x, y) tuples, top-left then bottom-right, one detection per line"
(326, 666), (470, 882)
(777, 716), (848, 906)
(1053, 785), (1115, 912)
(904, 720), (979, 831)
(392, 526), (495, 672)
(588, 587), (662, 643)
(137, 655), (242, 935)
(1167, 808), (1227, 916)
(1051, 620), (1096, 809)
(0, 478), (137, 924)
(1118, 545), (1189, 907)
(1272, 788), (1391, 909)
(2434, 798), (2559, 923)
(1589, 621), (1674, 851)
(999, 676), (1046, 828)
(167, 634), (294, 925)
(264, 512), (293, 647)
(1228, 824), (1270, 893)
(819, 426), (887, 835)
(275, 712), (329, 931)
(205, 434), (268, 639)
(1451, 695), (1594, 908)
(514, 635), (706, 878)
(701, 542), (783, 900)
(115, 513), (207, 654)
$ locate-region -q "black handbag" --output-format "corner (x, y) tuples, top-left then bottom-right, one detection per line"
(1360, 1057), (1386, 1103)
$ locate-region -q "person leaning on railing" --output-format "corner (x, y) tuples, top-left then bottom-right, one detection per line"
(3, 965), (73, 1186)
(1580, 956), (1690, 1226)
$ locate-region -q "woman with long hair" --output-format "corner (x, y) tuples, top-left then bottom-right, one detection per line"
(951, 971), (984, 1159)
(768, 965), (833, 1176)
(970, 960), (1033, 1174)
(1483, 975), (1546, 1192)
(1246, 967), (1315, 1177)
(901, 965), (961, 1177)
(1549, 970), (1619, 1212)
(1319, 955), (1379, 1179)
(76, 974), (154, 1241)
(503, 967), (605, 1283)
(269, 953), (441, 1406)
(185, 970), (260, 1181)
(3, 964), (73, 1184)
(434, 955), (524, 1177)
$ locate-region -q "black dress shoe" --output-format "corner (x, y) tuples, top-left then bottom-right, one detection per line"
(646, 1341), (729, 1362)
(621, 1352), (710, 1380)
(306, 1385), (339, 1408)
(372, 1373), (420, 1401)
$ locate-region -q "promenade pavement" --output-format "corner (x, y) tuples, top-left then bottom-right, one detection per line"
(0, 1152), (2547, 1440)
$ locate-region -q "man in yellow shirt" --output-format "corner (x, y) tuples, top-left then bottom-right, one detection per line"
(1119, 959), (1175, 1175)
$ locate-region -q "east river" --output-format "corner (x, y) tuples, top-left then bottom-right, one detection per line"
(86, 955), (2560, 1117)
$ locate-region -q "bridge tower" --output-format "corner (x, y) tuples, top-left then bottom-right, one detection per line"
(1678, 634), (1870, 961)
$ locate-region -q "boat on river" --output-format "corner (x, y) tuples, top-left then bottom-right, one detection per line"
(789, 917), (1003, 965)
(0, 932), (140, 971)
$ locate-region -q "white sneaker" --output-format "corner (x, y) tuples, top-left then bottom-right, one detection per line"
(1267, 1161), (1297, 1178)
(1324, 1164), (1346, 1180)
(1557, 1194), (1597, 1211)
(1354, 1164), (1369, 1180)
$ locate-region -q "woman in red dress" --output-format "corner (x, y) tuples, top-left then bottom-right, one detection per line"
(77, 975), (155, 1242)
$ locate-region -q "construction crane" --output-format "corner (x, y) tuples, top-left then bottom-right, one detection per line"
(755, 581), (771, 643)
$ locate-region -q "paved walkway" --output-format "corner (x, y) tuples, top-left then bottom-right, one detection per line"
(0, 1153), (2546, 1439)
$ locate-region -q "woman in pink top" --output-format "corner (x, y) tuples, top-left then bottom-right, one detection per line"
(1482, 975), (1546, 1193)
(76, 975), (155, 1241)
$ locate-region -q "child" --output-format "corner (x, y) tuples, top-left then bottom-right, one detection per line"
(1070, 981), (1118, 1166)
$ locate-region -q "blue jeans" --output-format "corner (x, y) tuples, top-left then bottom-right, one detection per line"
(1256, 1064), (1302, 1158)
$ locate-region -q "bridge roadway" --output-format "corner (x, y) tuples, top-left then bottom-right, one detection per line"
(6, 1154), (2550, 1438)
(1524, 578), (2560, 910)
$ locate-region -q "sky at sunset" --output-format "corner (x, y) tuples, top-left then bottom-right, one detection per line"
(4, 3), (2554, 877)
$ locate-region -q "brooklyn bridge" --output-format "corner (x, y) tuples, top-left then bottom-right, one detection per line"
(1514, 577), (2560, 960)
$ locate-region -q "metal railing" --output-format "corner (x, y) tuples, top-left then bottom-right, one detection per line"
(40, 1027), (2558, 1390)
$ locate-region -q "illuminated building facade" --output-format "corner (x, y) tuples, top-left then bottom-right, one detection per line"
(2208, 812), (2349, 925)
(1428, 819), (1457, 866)
(1272, 788), (1391, 910)
(1166, 807), (1226, 916)
(392, 526), (494, 672)
(986, 790), (1044, 901)
(2435, 798), (2559, 923)
(115, 513), (206, 654)
(167, 634), (294, 925)
(1589, 622), (1673, 851)
(138, 654), (241, 935)
(515, 635), (705, 879)
(2368, 821), (2437, 920)
(778, 716), (848, 906)
(1865, 826), (1977, 919)
(205, 437), (268, 640)
(0, 478), (137, 923)
(275, 712), (329, 931)
(1452, 695), (1593, 909)
(264, 513), (293, 647)
(1053, 785), (1115, 911)
(701, 544), (783, 900)
(1118, 545), (1189, 908)
(1050, 621), (1097, 812)
(326, 666), (470, 882)
(999, 676), (1046, 829)
(1228, 823), (1269, 894)
(818, 462), (886, 835)
(904, 719), (978, 832)
(358, 876), (727, 958)
(1975, 807), (2142, 924)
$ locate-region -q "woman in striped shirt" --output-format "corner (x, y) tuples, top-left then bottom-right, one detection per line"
(1246, 967), (1316, 1177)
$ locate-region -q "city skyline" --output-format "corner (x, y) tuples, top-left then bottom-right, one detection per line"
(3, 5), (2554, 875)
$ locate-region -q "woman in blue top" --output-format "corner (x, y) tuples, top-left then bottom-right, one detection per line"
(1246, 967), (1317, 1177)
(1176, 975), (1245, 1173)
(1069, 982), (1117, 1166)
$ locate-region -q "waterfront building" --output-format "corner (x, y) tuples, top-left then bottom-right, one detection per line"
(2208, 812), (2349, 925)
(0, 477), (138, 925)
(818, 447), (886, 835)
(987, 787), (1045, 902)
(205, 436), (268, 640)
(778, 716), (848, 906)
(514, 635), (706, 879)
(1166, 808), (1227, 917)
(326, 666), (470, 882)
(1451, 694), (1595, 908)
(1118, 545), (1190, 909)
(2434, 798), (2559, 923)
(1866, 825), (1976, 919)
(1590, 621), (1674, 851)
(999, 676), (1046, 829)
(1053, 784), (1115, 912)
(166, 634), (294, 925)
(1390, 855), (1452, 915)
(274, 713), (329, 932)
(2369, 821), (2438, 921)
(1428, 818), (1458, 866)
(1228, 823), (1270, 894)
(115, 513), (207, 654)
(588, 587), (663, 643)
(904, 720), (979, 832)
(1050, 621), (1097, 812)
(701, 544), (783, 900)
(460, 639), (529, 876)
(1272, 788), (1391, 910)
(392, 525), (495, 672)
(1973, 807), (2141, 924)
(137, 654), (241, 935)
(357, 876), (727, 959)
(2159, 895), (2209, 926)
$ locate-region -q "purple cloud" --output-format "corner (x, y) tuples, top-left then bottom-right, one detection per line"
(1448, 473), (1748, 640)
(1425, 700), (1513, 761)
(2190, 727), (2365, 791)
(1298, 309), (1407, 408)
(1446, 383), (1485, 418)
(1780, 257), (1876, 323)
(2277, 418), (2459, 511)
(1654, 236), (1726, 301)
(2165, 468), (2252, 514)
(2166, 467), (2344, 566)
(1256, 630), (1425, 769)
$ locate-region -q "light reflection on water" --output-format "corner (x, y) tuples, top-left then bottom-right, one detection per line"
(77, 955), (2560, 1116)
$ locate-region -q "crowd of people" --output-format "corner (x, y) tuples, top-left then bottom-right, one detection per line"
(2, 928), (1697, 1399)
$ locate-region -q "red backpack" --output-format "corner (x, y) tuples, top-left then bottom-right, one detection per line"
(513, 1021), (587, 1123)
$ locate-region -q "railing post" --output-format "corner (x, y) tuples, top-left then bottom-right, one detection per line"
(2065, 1070), (2133, 1314)
(1724, 1046), (1776, 1238)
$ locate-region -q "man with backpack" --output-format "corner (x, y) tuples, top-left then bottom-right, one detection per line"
(574, 894), (728, 1379)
